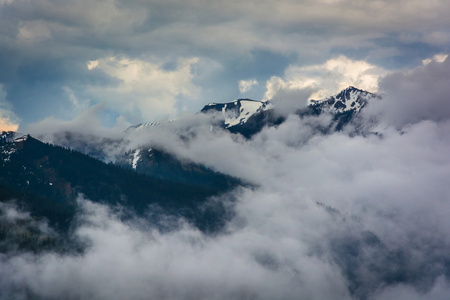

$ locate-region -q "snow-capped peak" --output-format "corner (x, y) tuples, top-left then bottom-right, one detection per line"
(128, 121), (161, 131)
(201, 98), (268, 128)
(1, 131), (28, 144)
(309, 86), (378, 113)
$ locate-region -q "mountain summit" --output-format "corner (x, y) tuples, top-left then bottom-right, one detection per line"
(309, 86), (378, 113)
(200, 98), (269, 128)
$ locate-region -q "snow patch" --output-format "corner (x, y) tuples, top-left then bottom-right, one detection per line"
(309, 87), (377, 113)
(132, 149), (141, 170)
(224, 100), (265, 127)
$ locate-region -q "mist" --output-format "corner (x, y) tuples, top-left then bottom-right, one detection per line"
(3, 111), (450, 299)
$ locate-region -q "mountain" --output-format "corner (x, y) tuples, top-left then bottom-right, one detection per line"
(20, 87), (379, 197)
(4, 86), (378, 235)
(224, 86), (380, 138)
(114, 99), (270, 180)
(43, 87), (378, 175)
(307, 86), (380, 133)
(116, 147), (240, 190)
(126, 98), (269, 134)
(0, 86), (391, 297)
(127, 121), (164, 131)
(98, 87), (380, 175)
(200, 98), (270, 128)
(4, 86), (448, 300)
(0, 135), (240, 251)
(309, 86), (377, 113)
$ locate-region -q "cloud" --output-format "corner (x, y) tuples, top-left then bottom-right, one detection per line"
(260, 56), (387, 117)
(422, 53), (448, 65)
(370, 277), (450, 300)
(26, 104), (130, 161)
(365, 54), (450, 128)
(239, 79), (259, 93)
(0, 84), (19, 131)
(170, 116), (450, 299)
(133, 100), (450, 298)
(27, 103), (124, 138)
(1, 0), (450, 127)
(85, 56), (201, 123)
(0, 114), (18, 132)
(3, 112), (450, 299)
(264, 56), (387, 102)
(0, 196), (350, 300)
(17, 20), (52, 42)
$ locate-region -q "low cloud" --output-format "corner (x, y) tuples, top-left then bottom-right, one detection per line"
(366, 54), (450, 128)
(2, 113), (450, 299)
(26, 104), (129, 161)
(264, 79), (317, 117)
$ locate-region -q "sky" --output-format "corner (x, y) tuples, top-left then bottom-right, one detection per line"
(0, 0), (450, 131)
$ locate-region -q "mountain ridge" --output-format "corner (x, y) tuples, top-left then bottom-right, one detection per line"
(0, 136), (239, 237)
(24, 86), (381, 180)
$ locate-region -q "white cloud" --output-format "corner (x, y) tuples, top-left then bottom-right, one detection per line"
(264, 56), (387, 102)
(62, 86), (77, 106)
(239, 79), (259, 93)
(366, 54), (450, 128)
(26, 104), (132, 162)
(86, 56), (201, 123)
(87, 60), (99, 70)
(422, 53), (448, 65)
